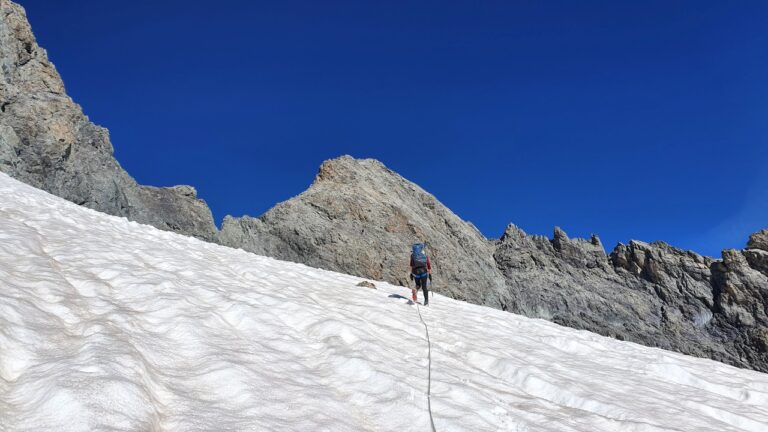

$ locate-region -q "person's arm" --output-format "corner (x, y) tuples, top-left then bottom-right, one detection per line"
(427, 257), (433, 281)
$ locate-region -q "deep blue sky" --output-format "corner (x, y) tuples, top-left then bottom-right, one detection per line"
(20, 0), (768, 257)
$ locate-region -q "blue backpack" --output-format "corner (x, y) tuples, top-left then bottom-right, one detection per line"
(411, 243), (429, 276)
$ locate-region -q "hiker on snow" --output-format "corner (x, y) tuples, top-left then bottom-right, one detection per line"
(409, 242), (432, 305)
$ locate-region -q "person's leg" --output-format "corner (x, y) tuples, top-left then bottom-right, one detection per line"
(415, 278), (426, 304)
(422, 278), (429, 305)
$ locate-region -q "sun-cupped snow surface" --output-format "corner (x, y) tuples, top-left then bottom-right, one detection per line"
(1, 173), (768, 432)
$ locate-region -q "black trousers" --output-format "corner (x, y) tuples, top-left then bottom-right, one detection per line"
(414, 277), (429, 303)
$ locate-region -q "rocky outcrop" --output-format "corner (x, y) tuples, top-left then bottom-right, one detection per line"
(748, 229), (768, 252)
(496, 224), (745, 367)
(219, 156), (508, 306)
(710, 240), (768, 361)
(0, 0), (216, 240)
(496, 224), (768, 371)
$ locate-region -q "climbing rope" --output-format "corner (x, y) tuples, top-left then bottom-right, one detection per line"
(416, 301), (437, 432)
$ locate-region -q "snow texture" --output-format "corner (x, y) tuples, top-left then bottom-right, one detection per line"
(1, 171), (768, 432)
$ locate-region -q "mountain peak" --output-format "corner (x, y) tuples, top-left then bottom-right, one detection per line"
(220, 155), (507, 304)
(0, 0), (66, 96)
(314, 155), (391, 185)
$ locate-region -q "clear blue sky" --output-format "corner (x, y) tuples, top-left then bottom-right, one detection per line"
(20, 0), (768, 257)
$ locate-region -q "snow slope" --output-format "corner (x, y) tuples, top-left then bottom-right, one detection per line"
(1, 172), (768, 432)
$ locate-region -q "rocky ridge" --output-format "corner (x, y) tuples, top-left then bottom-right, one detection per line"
(497, 224), (768, 370)
(1, 0), (766, 372)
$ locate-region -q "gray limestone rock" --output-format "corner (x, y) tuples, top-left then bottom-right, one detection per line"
(710, 248), (768, 366)
(497, 225), (767, 371)
(744, 249), (768, 276)
(712, 250), (768, 327)
(0, 0), (217, 240)
(748, 229), (768, 252)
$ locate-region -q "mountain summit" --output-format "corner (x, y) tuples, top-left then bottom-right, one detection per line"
(219, 156), (508, 305)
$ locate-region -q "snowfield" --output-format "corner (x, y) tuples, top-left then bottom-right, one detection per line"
(1, 172), (768, 432)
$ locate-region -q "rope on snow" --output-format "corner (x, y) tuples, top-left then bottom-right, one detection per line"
(416, 301), (437, 432)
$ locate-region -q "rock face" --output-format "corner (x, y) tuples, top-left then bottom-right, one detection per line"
(0, 0), (217, 240)
(504, 226), (768, 371)
(748, 229), (768, 252)
(711, 243), (768, 362)
(219, 156), (508, 306)
(494, 224), (759, 369)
